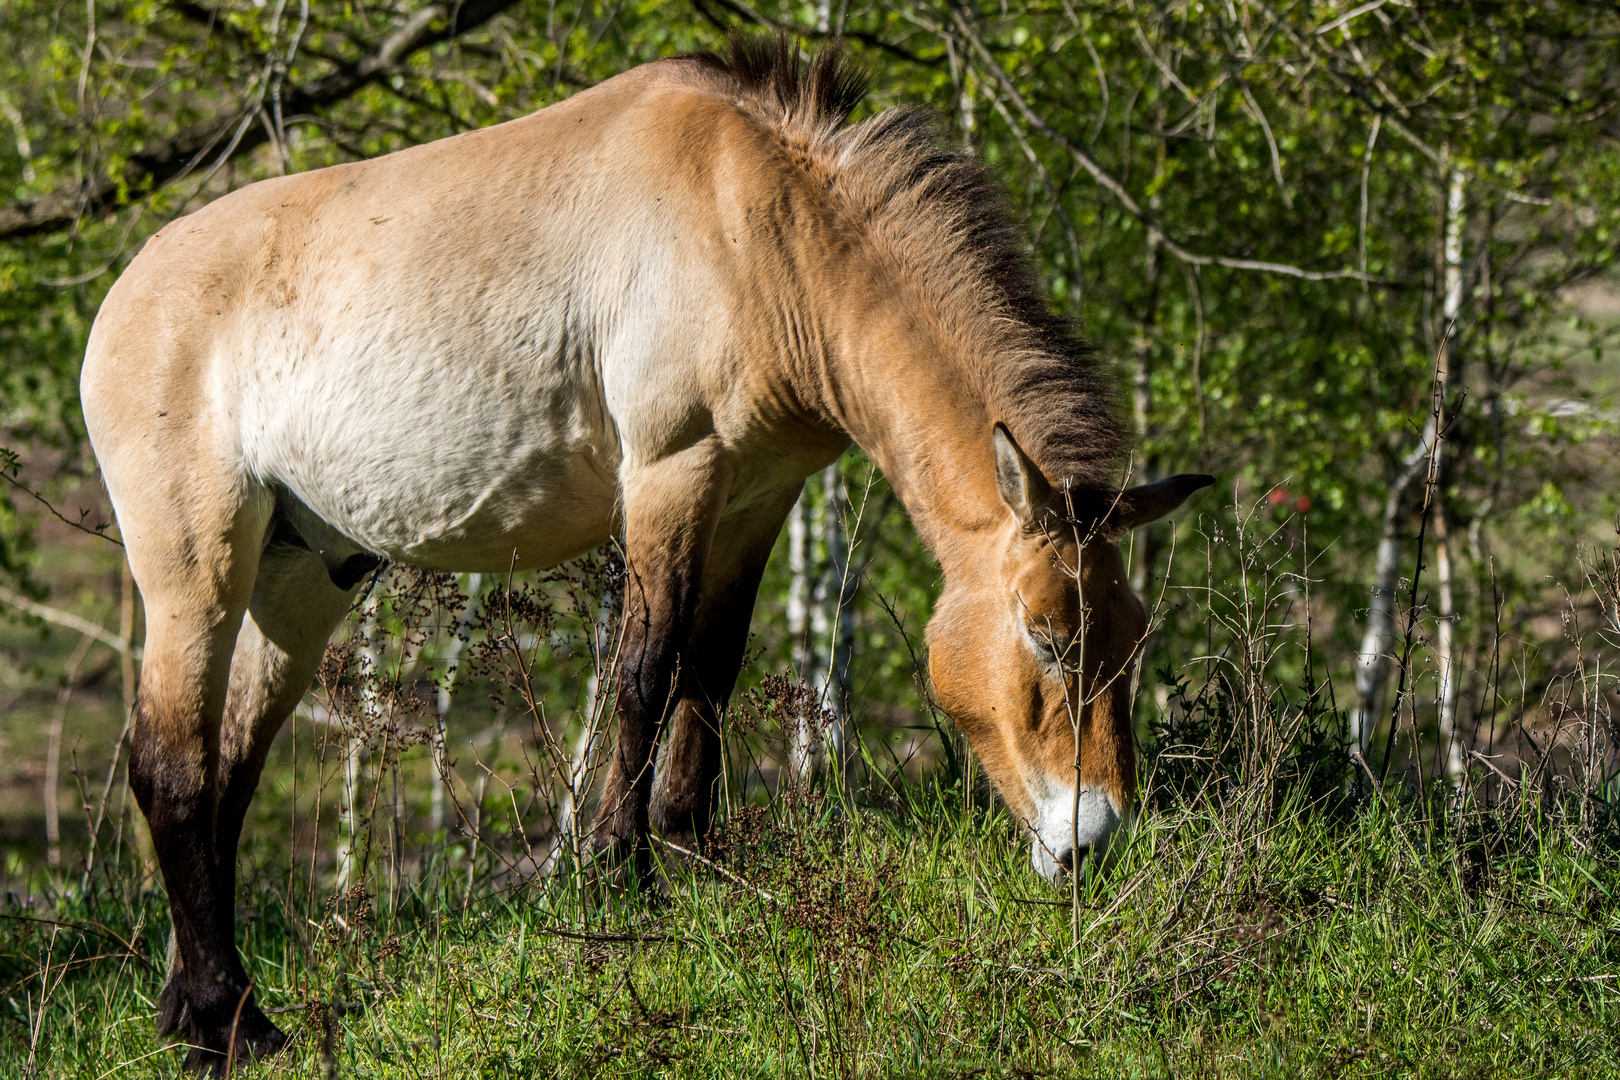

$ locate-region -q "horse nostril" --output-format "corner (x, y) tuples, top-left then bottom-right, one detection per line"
(1035, 839), (1098, 883)
(1060, 846), (1092, 874)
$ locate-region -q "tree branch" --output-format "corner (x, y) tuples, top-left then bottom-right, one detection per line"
(0, 582), (140, 659)
(688, 0), (945, 68)
(0, 457), (122, 547)
(1249, 0), (1443, 166)
(0, 0), (522, 241)
(946, 3), (1389, 284)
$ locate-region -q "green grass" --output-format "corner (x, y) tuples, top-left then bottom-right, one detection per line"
(6, 779), (1620, 1079)
(6, 520), (1620, 1078)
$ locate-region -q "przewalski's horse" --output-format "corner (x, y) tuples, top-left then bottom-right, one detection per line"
(81, 36), (1209, 1070)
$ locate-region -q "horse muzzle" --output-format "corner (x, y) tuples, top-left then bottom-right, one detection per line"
(1029, 786), (1127, 884)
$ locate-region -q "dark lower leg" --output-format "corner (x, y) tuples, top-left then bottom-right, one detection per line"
(593, 643), (677, 865)
(650, 699), (723, 843)
(213, 741), (274, 901)
(134, 720), (284, 1071)
(588, 443), (736, 870)
(648, 544), (774, 846)
(212, 752), (288, 1057)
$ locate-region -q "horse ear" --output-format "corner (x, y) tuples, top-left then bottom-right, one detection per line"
(1105, 473), (1216, 535)
(992, 423), (1052, 527)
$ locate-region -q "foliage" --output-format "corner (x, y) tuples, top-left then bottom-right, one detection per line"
(2, 1), (1618, 741)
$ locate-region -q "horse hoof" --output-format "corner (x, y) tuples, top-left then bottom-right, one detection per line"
(156, 974), (190, 1038)
(174, 1001), (289, 1075)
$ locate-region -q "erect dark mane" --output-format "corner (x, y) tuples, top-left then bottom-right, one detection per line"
(684, 33), (872, 137)
(683, 35), (1127, 491)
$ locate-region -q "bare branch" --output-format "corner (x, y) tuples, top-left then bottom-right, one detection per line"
(1249, 0), (1442, 166)
(1314, 0), (1403, 38)
(0, 582), (140, 659)
(948, 5), (1388, 283)
(1237, 78), (1292, 209)
(687, 0), (945, 68)
(0, 0), (523, 241)
(0, 461), (122, 547)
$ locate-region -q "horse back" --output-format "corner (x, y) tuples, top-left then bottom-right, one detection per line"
(83, 58), (839, 569)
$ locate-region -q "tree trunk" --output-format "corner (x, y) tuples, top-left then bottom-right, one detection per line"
(337, 591), (380, 891)
(820, 463), (855, 786)
(1350, 510), (1404, 755)
(432, 574), (482, 835)
(549, 584), (613, 873)
(1130, 215), (1164, 598)
(1435, 168), (1467, 787)
(1434, 504), (1464, 785)
(1352, 167), (1465, 761)
(45, 633), (96, 869)
(787, 490), (816, 784)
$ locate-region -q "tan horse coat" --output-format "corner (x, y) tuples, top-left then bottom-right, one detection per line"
(81, 38), (1208, 1070)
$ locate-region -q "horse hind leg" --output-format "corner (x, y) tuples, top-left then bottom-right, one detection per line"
(219, 537), (360, 893)
(114, 472), (272, 1073)
(156, 522), (361, 1068)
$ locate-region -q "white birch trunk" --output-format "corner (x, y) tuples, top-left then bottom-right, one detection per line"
(1351, 413), (1448, 756)
(787, 491), (816, 783)
(959, 69), (975, 148)
(1130, 218), (1163, 598)
(1351, 168), (1465, 761)
(1350, 521), (1403, 756)
(1436, 169), (1467, 786)
(548, 586), (614, 873)
(1434, 506), (1464, 785)
(337, 591), (380, 891)
(788, 466), (859, 787)
(44, 685), (63, 869)
(821, 464), (854, 784)
(808, 478), (832, 757)
(432, 573), (482, 834)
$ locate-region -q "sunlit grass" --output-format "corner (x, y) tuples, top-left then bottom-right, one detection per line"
(7, 780), (1619, 1078)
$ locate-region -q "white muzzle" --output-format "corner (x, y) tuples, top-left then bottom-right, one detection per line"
(1030, 786), (1124, 883)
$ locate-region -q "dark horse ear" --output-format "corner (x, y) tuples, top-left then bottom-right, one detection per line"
(1102, 474), (1216, 536)
(992, 423), (1053, 527)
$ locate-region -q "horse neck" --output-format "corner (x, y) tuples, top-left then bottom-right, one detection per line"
(811, 275), (1006, 570)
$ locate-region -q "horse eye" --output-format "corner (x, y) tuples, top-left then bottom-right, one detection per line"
(1024, 627), (1067, 665)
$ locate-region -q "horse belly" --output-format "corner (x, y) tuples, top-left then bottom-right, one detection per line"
(238, 344), (621, 572)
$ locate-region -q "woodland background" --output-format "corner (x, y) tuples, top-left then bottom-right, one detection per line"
(1, 2), (1620, 1074)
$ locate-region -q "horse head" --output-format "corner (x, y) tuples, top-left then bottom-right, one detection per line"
(927, 424), (1212, 882)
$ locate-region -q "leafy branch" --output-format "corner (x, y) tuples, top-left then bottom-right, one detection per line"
(0, 0), (523, 241)
(0, 448), (121, 547)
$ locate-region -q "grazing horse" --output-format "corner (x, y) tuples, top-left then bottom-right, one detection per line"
(81, 36), (1209, 1070)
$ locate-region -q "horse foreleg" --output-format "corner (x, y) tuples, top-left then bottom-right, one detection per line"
(650, 486), (800, 848)
(593, 440), (735, 871)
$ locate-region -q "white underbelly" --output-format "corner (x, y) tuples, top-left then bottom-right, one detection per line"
(233, 330), (623, 571)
